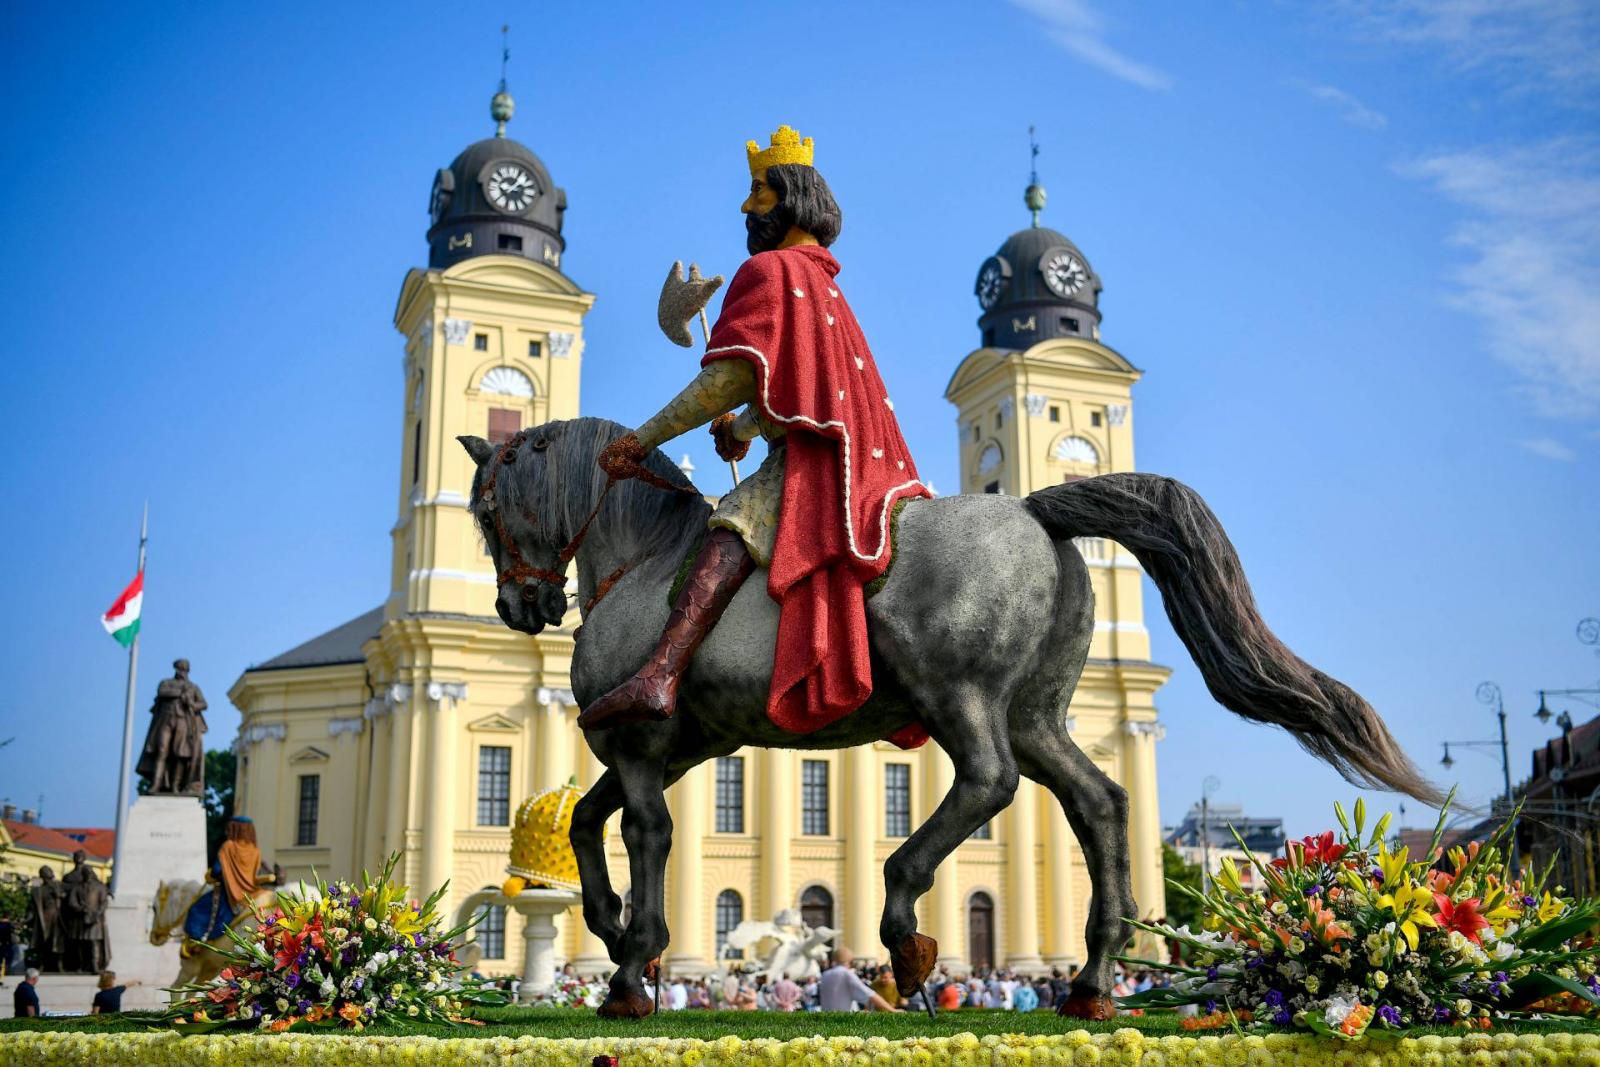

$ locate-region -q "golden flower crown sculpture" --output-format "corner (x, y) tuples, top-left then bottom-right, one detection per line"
(502, 778), (594, 896)
(747, 124), (814, 175)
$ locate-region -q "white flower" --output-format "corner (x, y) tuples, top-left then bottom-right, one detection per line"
(320, 978), (336, 997)
(1493, 940), (1519, 961)
(364, 916), (378, 931)
(1323, 994), (1358, 1027)
(1270, 901), (1288, 916)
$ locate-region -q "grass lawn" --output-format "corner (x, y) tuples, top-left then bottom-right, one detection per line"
(3, 1008), (1598, 1040)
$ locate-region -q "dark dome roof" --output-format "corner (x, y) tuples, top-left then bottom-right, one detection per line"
(975, 221), (1102, 350)
(426, 105), (568, 272)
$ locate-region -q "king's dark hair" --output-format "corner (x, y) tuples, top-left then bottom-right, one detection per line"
(764, 164), (842, 247)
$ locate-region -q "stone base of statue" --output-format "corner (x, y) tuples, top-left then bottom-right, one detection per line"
(508, 888), (582, 1003)
(105, 794), (207, 1006)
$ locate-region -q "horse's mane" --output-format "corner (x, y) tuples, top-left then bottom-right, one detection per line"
(477, 417), (712, 583)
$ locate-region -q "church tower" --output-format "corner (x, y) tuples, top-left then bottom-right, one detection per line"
(945, 164), (1170, 945)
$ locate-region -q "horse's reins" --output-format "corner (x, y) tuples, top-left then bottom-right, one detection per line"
(480, 430), (697, 615)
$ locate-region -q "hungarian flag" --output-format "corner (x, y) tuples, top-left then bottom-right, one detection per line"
(101, 571), (144, 648)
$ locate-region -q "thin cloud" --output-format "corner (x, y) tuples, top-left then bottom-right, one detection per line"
(1296, 81), (1389, 130)
(1516, 437), (1576, 461)
(1398, 140), (1600, 419)
(1007, 0), (1174, 91)
(1340, 0), (1600, 103)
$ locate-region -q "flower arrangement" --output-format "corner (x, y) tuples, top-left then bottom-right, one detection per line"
(1123, 795), (1600, 1038)
(163, 853), (504, 1032)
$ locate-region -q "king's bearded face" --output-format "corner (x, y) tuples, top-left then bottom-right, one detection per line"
(743, 170), (789, 255)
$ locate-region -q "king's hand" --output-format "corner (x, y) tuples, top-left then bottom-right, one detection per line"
(597, 433), (649, 482)
(711, 413), (750, 463)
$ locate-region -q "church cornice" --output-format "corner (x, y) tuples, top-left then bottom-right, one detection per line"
(393, 257), (594, 331)
(945, 338), (1140, 403)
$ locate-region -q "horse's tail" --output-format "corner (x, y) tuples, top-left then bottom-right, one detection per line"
(1024, 473), (1441, 805)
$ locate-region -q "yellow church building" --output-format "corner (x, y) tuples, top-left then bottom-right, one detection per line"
(229, 97), (1168, 978)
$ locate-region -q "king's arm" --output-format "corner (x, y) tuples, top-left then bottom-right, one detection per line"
(598, 359), (758, 478)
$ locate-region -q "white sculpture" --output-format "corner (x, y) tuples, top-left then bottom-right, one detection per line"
(722, 907), (837, 981)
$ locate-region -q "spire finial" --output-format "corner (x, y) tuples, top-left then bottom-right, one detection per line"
(491, 24), (515, 137)
(1024, 125), (1046, 227)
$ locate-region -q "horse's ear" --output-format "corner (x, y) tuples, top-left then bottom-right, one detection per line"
(457, 435), (494, 466)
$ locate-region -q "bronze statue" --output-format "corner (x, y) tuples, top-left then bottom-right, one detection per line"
(60, 851), (110, 973)
(135, 658), (208, 795)
(27, 865), (64, 972)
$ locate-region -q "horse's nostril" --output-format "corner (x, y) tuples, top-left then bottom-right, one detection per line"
(520, 585), (540, 602)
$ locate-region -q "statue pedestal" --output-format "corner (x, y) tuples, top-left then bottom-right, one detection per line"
(508, 888), (581, 1003)
(106, 794), (207, 1001)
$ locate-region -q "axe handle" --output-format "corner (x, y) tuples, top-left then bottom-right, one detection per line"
(695, 309), (741, 487)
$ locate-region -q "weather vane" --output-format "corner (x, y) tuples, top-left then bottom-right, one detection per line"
(1025, 125), (1046, 227)
(1029, 124), (1040, 186)
(499, 24), (510, 93)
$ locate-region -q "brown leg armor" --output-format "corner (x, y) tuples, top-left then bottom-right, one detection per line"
(577, 528), (753, 731)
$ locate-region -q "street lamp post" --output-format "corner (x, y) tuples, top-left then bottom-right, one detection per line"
(1199, 776), (1220, 894)
(1437, 682), (1519, 874)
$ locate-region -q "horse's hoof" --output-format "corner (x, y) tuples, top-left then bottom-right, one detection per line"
(596, 988), (655, 1019)
(1057, 992), (1117, 1020)
(890, 932), (939, 998)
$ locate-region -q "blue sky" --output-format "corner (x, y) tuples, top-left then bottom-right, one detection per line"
(1, 2), (1595, 845)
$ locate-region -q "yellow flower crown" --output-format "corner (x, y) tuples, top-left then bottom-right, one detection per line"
(501, 779), (595, 896)
(747, 124), (814, 175)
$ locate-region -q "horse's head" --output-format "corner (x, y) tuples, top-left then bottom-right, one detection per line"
(462, 429), (570, 635)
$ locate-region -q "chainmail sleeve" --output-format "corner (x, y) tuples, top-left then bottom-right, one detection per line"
(635, 359), (758, 450)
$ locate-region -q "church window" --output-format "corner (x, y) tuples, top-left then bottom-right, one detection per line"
(411, 421), (422, 486)
(1062, 316), (1080, 334)
(970, 821), (992, 840)
(528, 340), (542, 359)
(1090, 411), (1103, 427)
(296, 775), (320, 846)
(497, 233), (523, 252)
(1049, 405), (1060, 423)
(715, 756), (745, 833)
(800, 885), (834, 929)
(477, 746), (512, 826)
(476, 903), (506, 959)
(488, 407), (521, 445)
(984, 481), (1000, 495)
(479, 366), (534, 397)
(715, 890), (744, 959)
(885, 764), (911, 837)
(474, 333), (489, 351)
(802, 759), (830, 836)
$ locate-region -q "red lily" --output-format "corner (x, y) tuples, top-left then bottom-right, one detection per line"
(1434, 894), (1490, 943)
(1272, 830), (1348, 870)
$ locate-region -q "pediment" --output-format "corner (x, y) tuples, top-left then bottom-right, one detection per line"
(467, 712), (521, 733)
(289, 746), (330, 765)
(445, 257), (586, 297)
(1023, 338), (1138, 375)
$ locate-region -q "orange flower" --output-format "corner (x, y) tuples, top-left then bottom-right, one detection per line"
(1340, 1003), (1373, 1036)
(268, 1018), (293, 1033)
(191, 1010), (207, 1022)
(338, 1002), (362, 1023)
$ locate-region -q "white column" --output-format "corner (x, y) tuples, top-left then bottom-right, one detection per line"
(667, 762), (711, 974)
(761, 749), (794, 920)
(361, 701), (391, 867)
(383, 684), (415, 870)
(1122, 721), (1167, 928)
(1043, 795), (1079, 968)
(843, 747), (878, 958)
(327, 717), (365, 876)
(420, 683), (466, 904)
(1005, 782), (1046, 971)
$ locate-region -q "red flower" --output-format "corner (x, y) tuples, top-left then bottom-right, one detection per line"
(1272, 831), (1348, 869)
(1434, 894), (1490, 943)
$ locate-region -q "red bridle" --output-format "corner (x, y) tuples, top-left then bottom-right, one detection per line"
(478, 430), (696, 614)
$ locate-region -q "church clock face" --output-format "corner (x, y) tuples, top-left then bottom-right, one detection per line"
(975, 255), (1011, 310)
(1040, 250), (1088, 297)
(483, 162), (538, 213)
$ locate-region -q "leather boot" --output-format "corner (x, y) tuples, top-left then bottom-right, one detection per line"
(577, 528), (753, 730)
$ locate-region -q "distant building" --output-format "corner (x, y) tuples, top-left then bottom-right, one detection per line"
(1165, 804), (1283, 892)
(0, 809), (114, 884)
(1516, 713), (1600, 899)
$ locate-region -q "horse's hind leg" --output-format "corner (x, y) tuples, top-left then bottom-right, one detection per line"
(596, 755), (673, 1020)
(570, 769), (626, 962)
(880, 683), (1019, 998)
(1010, 718), (1136, 1020)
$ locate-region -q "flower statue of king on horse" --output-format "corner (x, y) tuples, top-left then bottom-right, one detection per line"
(460, 124), (1440, 1020)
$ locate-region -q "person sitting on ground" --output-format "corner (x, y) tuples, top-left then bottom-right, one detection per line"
(870, 963), (900, 1008)
(90, 970), (140, 1014)
(13, 968), (40, 1018)
(819, 947), (899, 1012)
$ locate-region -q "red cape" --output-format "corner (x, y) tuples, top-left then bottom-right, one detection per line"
(704, 245), (931, 749)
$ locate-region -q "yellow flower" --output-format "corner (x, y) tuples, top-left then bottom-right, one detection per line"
(1375, 844), (1412, 890)
(1537, 891), (1566, 921)
(1377, 881), (1438, 950)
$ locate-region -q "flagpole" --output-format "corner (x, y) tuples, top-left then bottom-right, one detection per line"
(109, 503), (147, 898)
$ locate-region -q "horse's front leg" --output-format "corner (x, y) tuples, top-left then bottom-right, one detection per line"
(596, 756), (672, 1019)
(570, 769), (626, 962)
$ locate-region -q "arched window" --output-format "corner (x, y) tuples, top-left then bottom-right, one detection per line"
(799, 885), (834, 930)
(474, 901), (507, 960)
(715, 889), (744, 959)
(1052, 436), (1099, 465)
(967, 892), (995, 972)
(478, 366), (535, 397)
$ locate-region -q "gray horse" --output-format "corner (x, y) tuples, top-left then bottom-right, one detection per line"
(460, 418), (1438, 1020)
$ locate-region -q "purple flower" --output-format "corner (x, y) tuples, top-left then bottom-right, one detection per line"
(251, 1003), (264, 1017)
(285, 972), (301, 989)
(1206, 966), (1220, 981)
(1246, 956), (1265, 970)
(1265, 989), (1285, 1007)
(413, 933), (427, 947)
(1204, 999), (1217, 1014)
(1272, 1009), (1292, 1026)
(352, 978), (364, 992)
(1377, 1005), (1401, 1027)
(1304, 884), (1322, 897)
(1433, 1005), (1452, 1022)
(297, 999), (312, 1014)
(434, 942), (450, 957)
(264, 916), (278, 927)
(1371, 867), (1385, 881)
(1522, 895), (1537, 908)
(1588, 976), (1600, 997)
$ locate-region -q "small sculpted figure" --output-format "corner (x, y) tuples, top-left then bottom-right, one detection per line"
(27, 865), (64, 972)
(61, 850), (111, 973)
(135, 658), (208, 795)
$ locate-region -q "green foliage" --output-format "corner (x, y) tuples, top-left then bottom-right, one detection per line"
(203, 748), (236, 864)
(1161, 843), (1204, 930)
(0, 880), (28, 925)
